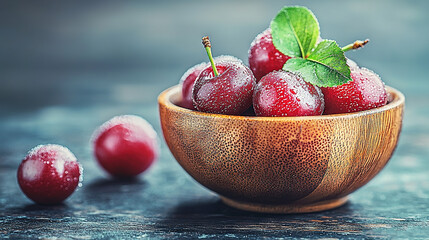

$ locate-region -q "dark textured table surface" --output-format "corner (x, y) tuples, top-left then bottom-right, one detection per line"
(1, 1), (429, 239)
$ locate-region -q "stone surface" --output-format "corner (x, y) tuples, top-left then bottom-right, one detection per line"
(1, 0), (429, 239)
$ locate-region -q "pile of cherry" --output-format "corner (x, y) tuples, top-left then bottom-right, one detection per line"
(180, 30), (387, 117)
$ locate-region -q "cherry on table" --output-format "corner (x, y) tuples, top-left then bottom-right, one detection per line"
(17, 144), (82, 205)
(92, 115), (159, 178)
(253, 71), (324, 117)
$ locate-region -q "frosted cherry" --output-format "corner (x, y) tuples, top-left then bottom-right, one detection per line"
(253, 71), (324, 117)
(92, 115), (159, 178)
(321, 67), (387, 114)
(17, 144), (82, 205)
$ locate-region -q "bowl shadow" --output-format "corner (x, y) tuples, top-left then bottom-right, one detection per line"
(82, 177), (148, 204)
(152, 196), (378, 239)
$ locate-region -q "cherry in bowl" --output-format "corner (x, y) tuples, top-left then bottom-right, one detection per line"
(192, 37), (256, 115)
(253, 71), (324, 117)
(179, 56), (241, 110)
(321, 67), (387, 114)
(248, 29), (292, 81)
(179, 62), (207, 110)
(192, 59), (256, 115)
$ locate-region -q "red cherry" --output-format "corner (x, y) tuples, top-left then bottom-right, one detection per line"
(253, 71), (324, 117)
(180, 62), (207, 110)
(192, 58), (256, 115)
(179, 56), (241, 110)
(321, 67), (387, 114)
(248, 29), (292, 81)
(92, 115), (159, 178)
(17, 144), (82, 205)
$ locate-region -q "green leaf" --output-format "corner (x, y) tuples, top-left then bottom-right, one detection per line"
(270, 6), (319, 58)
(283, 40), (352, 87)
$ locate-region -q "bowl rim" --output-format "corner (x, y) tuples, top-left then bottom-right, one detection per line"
(158, 85), (404, 121)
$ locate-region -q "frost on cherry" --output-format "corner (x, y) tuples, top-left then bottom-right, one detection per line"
(248, 28), (291, 81)
(253, 71), (324, 117)
(92, 115), (159, 177)
(17, 144), (82, 205)
(177, 5), (389, 117)
(321, 67), (387, 114)
(192, 58), (256, 115)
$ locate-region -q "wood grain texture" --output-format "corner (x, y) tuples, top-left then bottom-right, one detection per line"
(221, 196), (349, 214)
(159, 85), (404, 213)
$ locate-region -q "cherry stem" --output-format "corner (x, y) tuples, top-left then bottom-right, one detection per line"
(202, 36), (219, 77)
(342, 39), (369, 52)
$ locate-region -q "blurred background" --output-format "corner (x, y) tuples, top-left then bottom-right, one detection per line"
(1, 0), (428, 114)
(1, 0), (428, 196)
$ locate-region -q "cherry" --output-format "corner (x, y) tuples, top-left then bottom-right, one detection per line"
(321, 67), (387, 114)
(192, 37), (256, 115)
(248, 28), (292, 81)
(180, 62), (206, 110)
(17, 144), (82, 205)
(92, 115), (159, 178)
(253, 71), (324, 117)
(179, 56), (242, 110)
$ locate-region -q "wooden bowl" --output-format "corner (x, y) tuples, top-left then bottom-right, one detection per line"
(158, 85), (404, 213)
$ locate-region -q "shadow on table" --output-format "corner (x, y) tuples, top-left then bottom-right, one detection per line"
(85, 177), (146, 190)
(155, 197), (380, 239)
(82, 177), (148, 204)
(165, 196), (357, 217)
(7, 202), (68, 212)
